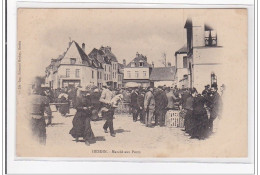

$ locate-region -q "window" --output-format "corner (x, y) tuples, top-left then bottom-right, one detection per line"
(105, 65), (106, 72)
(92, 70), (94, 79)
(131, 62), (135, 67)
(112, 72), (114, 78)
(205, 30), (217, 46)
(70, 58), (76, 64)
(139, 62), (144, 67)
(143, 71), (147, 77)
(183, 56), (188, 68)
(97, 71), (99, 79)
(109, 66), (111, 72)
(75, 69), (80, 78)
(100, 72), (102, 79)
(66, 69), (70, 77)
(135, 71), (139, 78)
(127, 71), (131, 78)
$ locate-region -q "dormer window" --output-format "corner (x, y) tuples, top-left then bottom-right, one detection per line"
(139, 61), (144, 67)
(70, 58), (76, 64)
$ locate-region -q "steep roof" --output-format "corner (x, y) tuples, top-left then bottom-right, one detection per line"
(125, 54), (151, 68)
(175, 45), (188, 56)
(150, 66), (176, 81)
(88, 47), (116, 65)
(73, 41), (92, 67)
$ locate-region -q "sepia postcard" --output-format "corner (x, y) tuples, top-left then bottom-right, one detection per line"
(16, 8), (248, 158)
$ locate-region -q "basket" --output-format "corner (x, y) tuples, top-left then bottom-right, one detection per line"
(165, 110), (184, 128)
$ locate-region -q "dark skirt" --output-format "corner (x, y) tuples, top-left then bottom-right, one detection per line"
(69, 110), (95, 141)
(190, 113), (209, 139)
(184, 110), (193, 134)
(59, 103), (70, 116)
(30, 117), (46, 145)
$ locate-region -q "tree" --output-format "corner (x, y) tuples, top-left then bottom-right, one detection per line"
(160, 52), (167, 67)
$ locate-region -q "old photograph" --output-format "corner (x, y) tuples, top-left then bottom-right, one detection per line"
(16, 9), (248, 158)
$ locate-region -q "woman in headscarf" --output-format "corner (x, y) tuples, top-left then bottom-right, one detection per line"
(69, 89), (95, 145)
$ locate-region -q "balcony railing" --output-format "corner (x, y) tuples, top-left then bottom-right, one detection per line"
(205, 36), (217, 46)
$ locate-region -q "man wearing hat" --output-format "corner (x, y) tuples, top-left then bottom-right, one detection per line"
(208, 85), (223, 133)
(154, 86), (168, 127)
(99, 81), (116, 137)
(202, 84), (210, 97)
(130, 88), (139, 122)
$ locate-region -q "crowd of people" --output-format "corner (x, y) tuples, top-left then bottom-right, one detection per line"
(28, 78), (224, 145)
(128, 83), (224, 140)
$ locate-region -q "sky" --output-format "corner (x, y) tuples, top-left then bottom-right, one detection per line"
(17, 9), (247, 80)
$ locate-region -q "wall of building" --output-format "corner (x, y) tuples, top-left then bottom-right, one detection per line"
(193, 47), (224, 64)
(192, 47), (225, 92)
(103, 63), (112, 84)
(193, 64), (224, 93)
(123, 67), (150, 79)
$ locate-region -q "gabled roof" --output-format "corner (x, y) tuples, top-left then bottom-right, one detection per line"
(46, 40), (101, 74)
(150, 66), (176, 81)
(74, 41), (92, 67)
(175, 45), (188, 56)
(125, 54), (151, 68)
(88, 47), (117, 65)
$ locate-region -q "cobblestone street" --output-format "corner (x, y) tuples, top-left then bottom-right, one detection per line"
(40, 109), (220, 158)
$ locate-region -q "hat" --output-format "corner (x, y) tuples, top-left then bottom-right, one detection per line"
(94, 88), (99, 92)
(205, 84), (210, 88)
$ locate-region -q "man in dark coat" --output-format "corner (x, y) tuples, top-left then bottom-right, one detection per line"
(130, 88), (139, 122)
(154, 86), (168, 127)
(29, 82), (52, 145)
(137, 89), (145, 124)
(208, 85), (223, 133)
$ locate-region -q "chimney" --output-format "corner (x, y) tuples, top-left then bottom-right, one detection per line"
(168, 62), (171, 67)
(82, 43), (85, 52)
(136, 52), (140, 57)
(123, 59), (126, 66)
(152, 61), (154, 68)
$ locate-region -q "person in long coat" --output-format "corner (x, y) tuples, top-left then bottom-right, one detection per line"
(190, 89), (209, 139)
(181, 89), (193, 134)
(69, 90), (95, 145)
(28, 83), (52, 145)
(130, 88), (139, 122)
(208, 86), (223, 133)
(154, 86), (168, 127)
(144, 87), (155, 127)
(137, 89), (145, 124)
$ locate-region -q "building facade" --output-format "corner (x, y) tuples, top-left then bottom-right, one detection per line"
(45, 41), (101, 89)
(183, 17), (225, 92)
(123, 53), (152, 88)
(174, 45), (191, 89)
(150, 66), (176, 88)
(88, 46), (122, 89)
